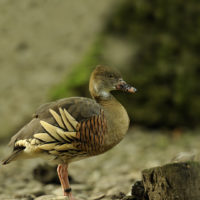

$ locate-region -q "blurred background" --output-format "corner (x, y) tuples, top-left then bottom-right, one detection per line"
(0, 0), (200, 199)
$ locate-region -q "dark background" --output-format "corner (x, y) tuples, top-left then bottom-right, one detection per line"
(50, 0), (200, 130)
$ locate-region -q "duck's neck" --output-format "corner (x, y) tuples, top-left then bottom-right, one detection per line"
(93, 93), (130, 151)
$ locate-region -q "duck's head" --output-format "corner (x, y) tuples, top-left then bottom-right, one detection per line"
(89, 65), (136, 100)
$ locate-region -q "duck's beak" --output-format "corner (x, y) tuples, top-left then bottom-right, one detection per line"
(116, 79), (137, 93)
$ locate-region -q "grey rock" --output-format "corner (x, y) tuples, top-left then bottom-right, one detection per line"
(35, 195), (68, 200)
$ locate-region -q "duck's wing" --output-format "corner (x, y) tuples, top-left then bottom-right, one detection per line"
(2, 97), (107, 164)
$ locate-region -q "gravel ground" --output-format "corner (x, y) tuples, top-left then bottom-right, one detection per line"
(0, 128), (199, 200)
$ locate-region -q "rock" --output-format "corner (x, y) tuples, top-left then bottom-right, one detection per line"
(142, 161), (200, 200)
(171, 151), (197, 163)
(14, 194), (36, 200)
(33, 164), (60, 184)
(122, 196), (135, 200)
(110, 192), (126, 199)
(35, 195), (68, 200)
(91, 194), (105, 200)
(131, 181), (146, 200)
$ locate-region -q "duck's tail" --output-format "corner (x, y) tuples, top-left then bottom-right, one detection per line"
(1, 148), (24, 165)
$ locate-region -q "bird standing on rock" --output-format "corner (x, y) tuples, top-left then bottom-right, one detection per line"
(2, 65), (136, 200)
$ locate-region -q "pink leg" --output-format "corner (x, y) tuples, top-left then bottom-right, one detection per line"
(57, 164), (75, 200)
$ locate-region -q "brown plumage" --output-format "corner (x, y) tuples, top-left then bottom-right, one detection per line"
(2, 65), (136, 200)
